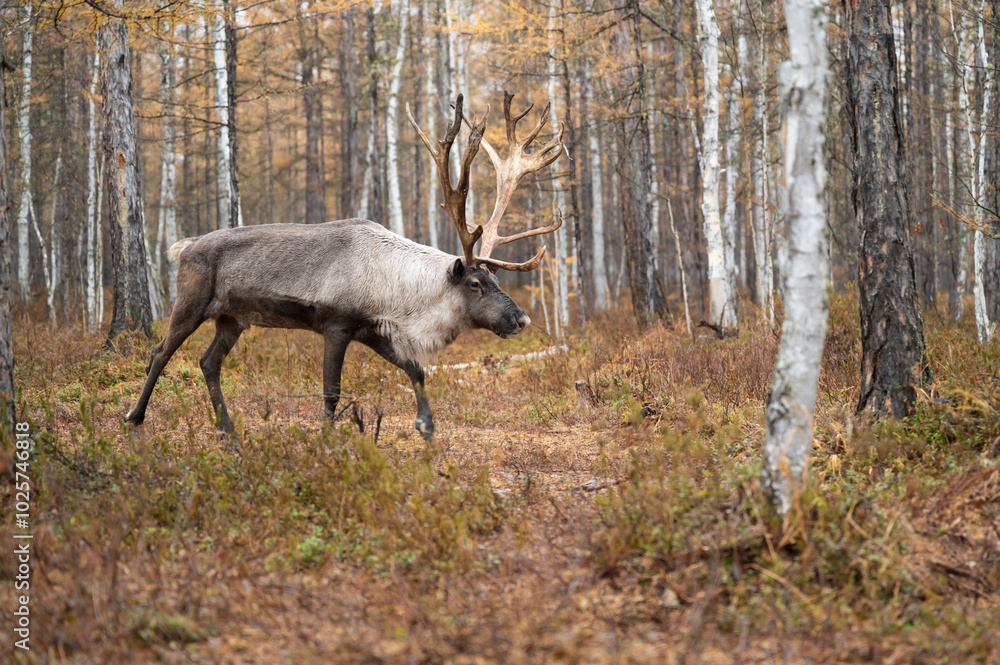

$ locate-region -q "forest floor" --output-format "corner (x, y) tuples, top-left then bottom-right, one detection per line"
(2, 292), (1000, 664)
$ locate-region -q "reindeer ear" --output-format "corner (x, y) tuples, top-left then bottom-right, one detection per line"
(448, 257), (466, 283)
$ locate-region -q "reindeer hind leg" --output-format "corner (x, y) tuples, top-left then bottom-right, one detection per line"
(199, 315), (245, 434)
(125, 295), (206, 427)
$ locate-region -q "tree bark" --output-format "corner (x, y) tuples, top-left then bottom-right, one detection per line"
(423, 1), (439, 248)
(610, 0), (667, 326)
(844, 0), (928, 418)
(301, 3), (327, 225)
(362, 6), (384, 224)
(158, 26), (179, 307)
(548, 2), (569, 331)
(969, 0), (994, 342)
(101, 6), (154, 343)
(15, 4), (33, 298)
(764, 0), (830, 514)
(697, 0), (733, 329)
(0, 18), (15, 428)
(338, 8), (360, 219)
(987, 0), (1000, 322)
(212, 0), (241, 229)
(386, 0), (410, 237)
(86, 51), (103, 333)
(584, 60), (607, 310)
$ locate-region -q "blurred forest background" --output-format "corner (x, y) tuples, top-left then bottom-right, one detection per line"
(4, 0), (997, 336)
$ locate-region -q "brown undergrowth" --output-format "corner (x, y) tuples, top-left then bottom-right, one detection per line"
(1, 292), (999, 663)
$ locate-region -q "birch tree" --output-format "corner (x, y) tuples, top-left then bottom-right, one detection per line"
(86, 52), (104, 333)
(1, 18), (14, 427)
(386, 0), (410, 237)
(158, 27), (179, 306)
(361, 6), (384, 223)
(15, 5), (34, 297)
(548, 2), (569, 330)
(299, 2), (327, 226)
(968, 1), (994, 342)
(212, 0), (241, 229)
(587, 62), (607, 310)
(696, 0), (734, 329)
(845, 0), (928, 418)
(763, 0), (830, 514)
(749, 0), (773, 324)
(424, 4), (439, 248)
(721, 9), (744, 330)
(101, 3), (153, 343)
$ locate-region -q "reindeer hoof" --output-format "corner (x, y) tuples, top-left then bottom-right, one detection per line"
(415, 416), (434, 441)
(124, 411), (144, 427)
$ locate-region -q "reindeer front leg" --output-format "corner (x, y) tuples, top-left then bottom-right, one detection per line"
(359, 336), (434, 441)
(322, 328), (351, 423)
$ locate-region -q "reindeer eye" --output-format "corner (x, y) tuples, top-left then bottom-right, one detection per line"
(469, 280), (481, 289)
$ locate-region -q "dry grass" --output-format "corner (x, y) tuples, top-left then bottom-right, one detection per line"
(1, 292), (999, 663)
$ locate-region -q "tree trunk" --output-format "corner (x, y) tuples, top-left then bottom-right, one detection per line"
(969, 0), (994, 342)
(386, 0), (410, 237)
(584, 61), (607, 310)
(722, 55), (742, 329)
(764, 0), (830, 514)
(0, 17), (13, 428)
(337, 9), (359, 219)
(844, 0), (928, 418)
(301, 4), (327, 225)
(611, 0), (667, 326)
(410, 2), (424, 244)
(548, 2), (569, 331)
(86, 51), (103, 333)
(563, 59), (585, 328)
(159, 27), (179, 307)
(101, 6), (154, 343)
(749, 0), (773, 323)
(15, 4), (33, 298)
(423, 2), (439, 248)
(362, 6), (384, 224)
(697, 0), (733, 329)
(987, 0), (1000, 322)
(212, 0), (241, 229)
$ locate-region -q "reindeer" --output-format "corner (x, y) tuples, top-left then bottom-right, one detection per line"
(125, 92), (564, 440)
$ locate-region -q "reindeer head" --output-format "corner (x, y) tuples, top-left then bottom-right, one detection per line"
(406, 91), (564, 338)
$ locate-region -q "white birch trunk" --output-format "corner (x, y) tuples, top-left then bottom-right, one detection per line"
(96, 153), (105, 328)
(159, 26), (179, 307)
(361, 127), (373, 219)
(386, 0), (409, 237)
(722, 60), (741, 328)
(424, 15), (438, 249)
(16, 5), (33, 296)
(549, 2), (569, 330)
(696, 0), (732, 328)
(588, 67), (607, 310)
(31, 151), (55, 324)
(646, 44), (661, 271)
(47, 151), (61, 323)
(971, 2), (994, 341)
(669, 200), (693, 337)
(459, 1), (474, 224)
(764, 0), (830, 514)
(86, 52), (102, 333)
(444, 0), (460, 200)
(211, 6), (233, 229)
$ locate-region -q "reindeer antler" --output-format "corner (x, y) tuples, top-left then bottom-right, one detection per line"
(406, 94), (487, 268)
(467, 91), (565, 272)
